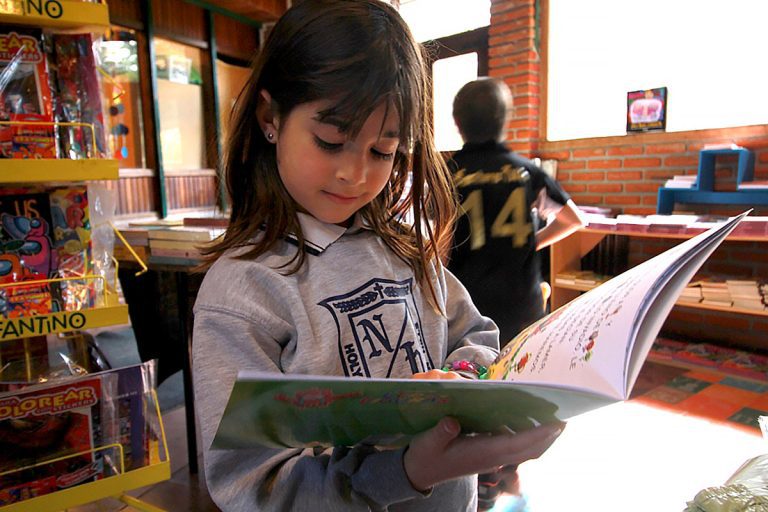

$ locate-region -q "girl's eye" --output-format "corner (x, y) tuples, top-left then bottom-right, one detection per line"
(371, 148), (395, 161)
(314, 136), (343, 152)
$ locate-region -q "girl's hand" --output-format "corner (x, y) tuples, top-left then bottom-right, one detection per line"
(411, 369), (463, 380)
(403, 417), (565, 492)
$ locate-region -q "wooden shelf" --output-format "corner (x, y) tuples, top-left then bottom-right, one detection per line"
(583, 226), (768, 243)
(0, 159), (119, 182)
(0, 1), (110, 32)
(551, 225), (768, 316)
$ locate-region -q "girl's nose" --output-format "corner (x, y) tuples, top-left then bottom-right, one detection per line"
(336, 152), (367, 185)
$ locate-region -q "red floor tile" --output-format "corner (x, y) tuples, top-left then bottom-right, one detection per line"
(676, 393), (744, 420)
(696, 384), (763, 406)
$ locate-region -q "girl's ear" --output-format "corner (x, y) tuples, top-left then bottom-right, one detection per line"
(256, 89), (279, 143)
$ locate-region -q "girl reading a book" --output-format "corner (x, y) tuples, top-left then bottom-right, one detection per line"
(192, 1), (564, 510)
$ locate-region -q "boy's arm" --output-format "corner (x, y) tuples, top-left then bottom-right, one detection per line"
(534, 198), (586, 251)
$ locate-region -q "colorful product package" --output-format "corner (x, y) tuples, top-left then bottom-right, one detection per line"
(51, 34), (106, 159)
(0, 191), (56, 318)
(0, 27), (56, 159)
(0, 373), (118, 505)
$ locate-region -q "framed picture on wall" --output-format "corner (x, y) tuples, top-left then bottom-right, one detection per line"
(626, 87), (668, 132)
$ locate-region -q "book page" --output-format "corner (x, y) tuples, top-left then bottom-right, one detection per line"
(488, 270), (651, 400)
(489, 212), (748, 400)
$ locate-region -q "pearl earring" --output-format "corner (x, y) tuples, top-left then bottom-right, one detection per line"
(267, 132), (274, 141)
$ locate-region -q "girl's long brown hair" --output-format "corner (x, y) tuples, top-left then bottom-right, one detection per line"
(202, 0), (457, 306)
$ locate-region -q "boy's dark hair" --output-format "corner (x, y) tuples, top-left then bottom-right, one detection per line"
(203, 0), (456, 305)
(453, 78), (512, 144)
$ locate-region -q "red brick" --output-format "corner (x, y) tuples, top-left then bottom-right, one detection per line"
(644, 170), (677, 180)
(624, 157), (662, 168)
(558, 160), (585, 170)
(588, 183), (622, 193)
(645, 143), (687, 154)
(607, 171), (642, 180)
(626, 182), (663, 193)
(571, 171), (605, 181)
(605, 195), (641, 205)
(514, 107), (539, 118)
(664, 156), (699, 167)
(489, 66), (517, 78)
(514, 129), (538, 139)
(606, 146), (644, 156)
(587, 159), (622, 169)
(489, 18), (534, 36)
(573, 148), (605, 158)
(515, 84), (539, 96)
(563, 183), (587, 193)
(537, 151), (571, 160)
(642, 195), (658, 205)
(490, 31), (530, 47)
(489, 41), (531, 57)
(569, 194), (603, 205)
(623, 207), (656, 215)
(509, 118), (535, 129)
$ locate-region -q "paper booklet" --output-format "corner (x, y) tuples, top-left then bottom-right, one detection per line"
(212, 212), (749, 450)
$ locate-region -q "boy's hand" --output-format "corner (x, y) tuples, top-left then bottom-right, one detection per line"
(403, 417), (565, 492)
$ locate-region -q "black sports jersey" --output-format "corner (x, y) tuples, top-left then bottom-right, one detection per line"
(448, 141), (570, 345)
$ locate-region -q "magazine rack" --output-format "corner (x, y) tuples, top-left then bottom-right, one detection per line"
(0, 2), (172, 506)
(657, 148), (768, 214)
(0, 390), (170, 512)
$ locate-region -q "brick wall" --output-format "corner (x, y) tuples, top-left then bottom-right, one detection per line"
(490, 0), (768, 352)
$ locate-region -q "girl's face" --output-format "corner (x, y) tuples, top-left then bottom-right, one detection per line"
(273, 100), (401, 226)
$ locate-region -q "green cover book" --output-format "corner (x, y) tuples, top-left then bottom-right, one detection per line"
(213, 212), (748, 450)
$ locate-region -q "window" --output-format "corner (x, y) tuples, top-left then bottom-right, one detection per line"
(153, 38), (206, 171)
(399, 1), (490, 152)
(433, 53), (478, 152)
(399, 0), (489, 43)
(547, 0), (768, 141)
(97, 28), (146, 169)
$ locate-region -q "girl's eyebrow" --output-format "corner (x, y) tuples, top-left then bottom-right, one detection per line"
(313, 115), (400, 139)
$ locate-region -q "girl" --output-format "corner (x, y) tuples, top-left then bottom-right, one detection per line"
(192, 1), (564, 510)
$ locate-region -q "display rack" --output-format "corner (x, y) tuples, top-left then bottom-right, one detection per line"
(0, 3), (172, 508)
(657, 147), (768, 214)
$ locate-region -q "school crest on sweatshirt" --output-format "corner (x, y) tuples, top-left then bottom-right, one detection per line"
(319, 277), (435, 377)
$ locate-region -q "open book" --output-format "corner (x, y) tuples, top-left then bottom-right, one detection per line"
(213, 212), (749, 450)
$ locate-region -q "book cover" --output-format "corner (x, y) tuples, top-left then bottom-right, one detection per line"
(0, 27), (56, 159)
(0, 375), (115, 505)
(0, 191), (56, 318)
(213, 213), (748, 450)
(147, 226), (225, 242)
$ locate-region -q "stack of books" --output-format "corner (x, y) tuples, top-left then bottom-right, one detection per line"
(147, 226), (226, 260)
(726, 279), (766, 311)
(676, 282), (703, 304)
(115, 228), (151, 262)
(699, 280), (733, 307)
(663, 174), (697, 189)
(737, 180), (768, 190)
(554, 270), (605, 287)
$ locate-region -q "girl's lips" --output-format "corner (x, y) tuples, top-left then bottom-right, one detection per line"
(324, 191), (359, 203)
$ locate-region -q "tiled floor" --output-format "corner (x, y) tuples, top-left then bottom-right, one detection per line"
(71, 360), (766, 512)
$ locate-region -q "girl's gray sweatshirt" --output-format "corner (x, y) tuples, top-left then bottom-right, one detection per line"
(192, 213), (500, 511)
